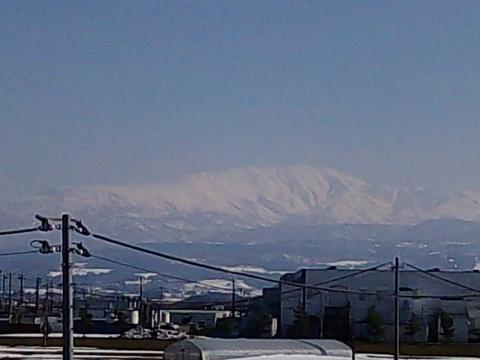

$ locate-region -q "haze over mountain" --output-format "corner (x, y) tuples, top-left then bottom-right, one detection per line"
(3, 164), (480, 278)
(3, 164), (480, 240)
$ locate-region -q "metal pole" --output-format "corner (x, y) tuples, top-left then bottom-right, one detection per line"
(18, 274), (24, 305)
(8, 272), (12, 316)
(2, 274), (6, 310)
(394, 257), (400, 360)
(43, 281), (50, 346)
(62, 214), (73, 360)
(232, 278), (236, 318)
(302, 286), (306, 310)
(139, 276), (143, 325)
(351, 302), (356, 360)
(35, 277), (41, 314)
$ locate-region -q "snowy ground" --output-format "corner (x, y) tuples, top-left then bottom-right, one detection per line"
(0, 347), (477, 360)
(356, 355), (478, 360)
(0, 346), (163, 359)
(223, 356), (479, 360)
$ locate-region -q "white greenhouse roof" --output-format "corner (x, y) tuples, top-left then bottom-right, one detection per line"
(165, 339), (352, 360)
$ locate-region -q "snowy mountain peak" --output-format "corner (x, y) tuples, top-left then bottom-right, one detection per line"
(3, 165), (480, 240)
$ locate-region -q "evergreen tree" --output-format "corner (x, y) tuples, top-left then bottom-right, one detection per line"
(440, 311), (455, 343)
(79, 306), (93, 326)
(216, 317), (238, 337)
(254, 311), (273, 337)
(404, 312), (421, 341)
(292, 304), (309, 338)
(365, 306), (385, 342)
(79, 305), (93, 336)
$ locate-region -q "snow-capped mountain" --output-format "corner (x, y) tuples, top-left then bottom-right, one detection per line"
(2, 164), (480, 242)
(3, 164), (480, 279)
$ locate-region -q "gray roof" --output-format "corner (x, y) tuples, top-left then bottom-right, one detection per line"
(165, 338), (352, 360)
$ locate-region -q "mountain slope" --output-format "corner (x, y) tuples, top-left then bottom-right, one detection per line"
(2, 164), (480, 241)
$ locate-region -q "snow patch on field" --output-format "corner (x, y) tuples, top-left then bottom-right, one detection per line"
(125, 278), (152, 286)
(134, 272), (158, 279)
(48, 267), (112, 278)
(323, 260), (369, 268)
(221, 265), (288, 275)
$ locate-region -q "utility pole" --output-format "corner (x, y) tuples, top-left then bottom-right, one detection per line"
(231, 278), (236, 318)
(62, 214), (73, 360)
(302, 287), (306, 310)
(18, 274), (24, 305)
(43, 281), (50, 346)
(394, 257), (400, 360)
(139, 276), (143, 325)
(8, 272), (12, 316)
(2, 274), (6, 309)
(351, 303), (356, 360)
(35, 277), (41, 314)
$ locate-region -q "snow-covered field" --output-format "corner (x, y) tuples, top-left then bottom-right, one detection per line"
(239, 357), (479, 360)
(0, 347), (476, 360)
(357, 355), (478, 360)
(0, 346), (163, 359)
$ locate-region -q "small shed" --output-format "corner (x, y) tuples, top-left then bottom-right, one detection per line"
(164, 338), (352, 360)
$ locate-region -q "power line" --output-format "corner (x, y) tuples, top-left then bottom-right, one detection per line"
(86, 232), (381, 296)
(280, 261), (392, 300)
(0, 227), (40, 236)
(0, 250), (38, 257)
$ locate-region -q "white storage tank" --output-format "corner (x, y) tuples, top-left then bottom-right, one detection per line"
(164, 338), (352, 360)
(129, 310), (140, 325)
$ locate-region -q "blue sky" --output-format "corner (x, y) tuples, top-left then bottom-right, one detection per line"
(1, 0), (480, 199)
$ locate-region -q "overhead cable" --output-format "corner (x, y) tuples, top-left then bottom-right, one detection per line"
(0, 227), (40, 236)
(0, 250), (38, 257)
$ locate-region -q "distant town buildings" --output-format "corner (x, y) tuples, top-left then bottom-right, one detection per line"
(1, 264), (480, 345)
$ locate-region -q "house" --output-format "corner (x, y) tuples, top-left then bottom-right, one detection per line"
(150, 309), (232, 330)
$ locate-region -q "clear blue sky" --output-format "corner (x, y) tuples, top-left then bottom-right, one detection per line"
(1, 0), (480, 199)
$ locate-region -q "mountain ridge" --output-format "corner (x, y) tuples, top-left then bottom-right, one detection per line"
(2, 164), (480, 237)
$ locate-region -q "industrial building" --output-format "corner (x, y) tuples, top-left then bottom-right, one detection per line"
(280, 267), (480, 343)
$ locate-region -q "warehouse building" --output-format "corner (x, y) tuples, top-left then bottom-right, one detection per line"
(280, 267), (480, 343)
